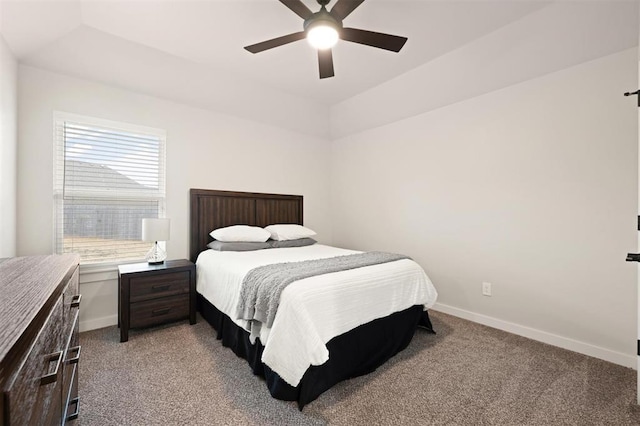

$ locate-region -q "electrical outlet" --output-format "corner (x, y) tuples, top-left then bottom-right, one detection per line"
(482, 282), (492, 296)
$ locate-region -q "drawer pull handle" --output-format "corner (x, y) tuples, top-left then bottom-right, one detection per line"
(71, 294), (82, 308)
(67, 397), (80, 421)
(66, 345), (81, 364)
(40, 350), (63, 386)
(152, 307), (171, 316)
(151, 284), (171, 292)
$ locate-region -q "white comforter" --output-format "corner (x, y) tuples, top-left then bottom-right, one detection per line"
(196, 244), (438, 386)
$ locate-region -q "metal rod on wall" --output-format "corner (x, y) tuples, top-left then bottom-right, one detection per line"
(624, 90), (640, 107)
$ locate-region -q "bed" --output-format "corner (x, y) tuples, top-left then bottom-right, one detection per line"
(190, 188), (437, 409)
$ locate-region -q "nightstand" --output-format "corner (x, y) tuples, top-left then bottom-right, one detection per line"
(118, 259), (196, 342)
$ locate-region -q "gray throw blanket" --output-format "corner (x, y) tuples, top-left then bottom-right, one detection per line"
(235, 251), (410, 338)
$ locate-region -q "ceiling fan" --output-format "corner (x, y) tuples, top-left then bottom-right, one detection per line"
(244, 0), (408, 79)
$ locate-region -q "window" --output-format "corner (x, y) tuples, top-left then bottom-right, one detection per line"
(54, 112), (166, 265)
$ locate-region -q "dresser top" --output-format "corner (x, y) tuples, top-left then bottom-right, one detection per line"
(0, 254), (79, 365)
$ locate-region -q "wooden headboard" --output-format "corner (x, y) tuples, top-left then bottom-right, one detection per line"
(189, 189), (303, 262)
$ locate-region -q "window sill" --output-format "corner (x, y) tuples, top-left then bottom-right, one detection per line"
(79, 259), (146, 284)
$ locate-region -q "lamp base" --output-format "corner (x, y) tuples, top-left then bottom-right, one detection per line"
(145, 242), (167, 265)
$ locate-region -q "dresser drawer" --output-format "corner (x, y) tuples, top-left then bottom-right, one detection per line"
(130, 294), (189, 328)
(62, 307), (80, 424)
(130, 271), (190, 302)
(4, 297), (65, 425)
(63, 267), (80, 339)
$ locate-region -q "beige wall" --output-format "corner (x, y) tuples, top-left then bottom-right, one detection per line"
(331, 49), (638, 367)
(0, 34), (17, 257)
(13, 47), (640, 370)
(17, 65), (333, 330)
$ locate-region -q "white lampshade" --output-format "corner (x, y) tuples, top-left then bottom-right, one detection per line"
(142, 218), (170, 242)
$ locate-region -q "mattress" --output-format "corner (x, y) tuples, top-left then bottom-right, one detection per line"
(196, 244), (438, 386)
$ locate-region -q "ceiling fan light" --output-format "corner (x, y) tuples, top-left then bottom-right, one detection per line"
(307, 25), (338, 50)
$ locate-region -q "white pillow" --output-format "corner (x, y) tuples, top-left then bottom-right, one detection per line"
(210, 225), (271, 242)
(265, 224), (317, 241)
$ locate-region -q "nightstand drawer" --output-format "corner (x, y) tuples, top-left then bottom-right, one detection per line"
(130, 295), (189, 328)
(130, 271), (190, 302)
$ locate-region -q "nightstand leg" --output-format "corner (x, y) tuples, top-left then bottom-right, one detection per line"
(119, 275), (130, 342)
(117, 288), (120, 328)
(189, 270), (196, 325)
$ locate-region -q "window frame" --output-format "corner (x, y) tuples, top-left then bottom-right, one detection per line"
(53, 111), (167, 269)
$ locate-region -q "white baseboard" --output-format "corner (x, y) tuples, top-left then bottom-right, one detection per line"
(80, 314), (118, 333)
(431, 302), (636, 370)
(79, 304), (636, 370)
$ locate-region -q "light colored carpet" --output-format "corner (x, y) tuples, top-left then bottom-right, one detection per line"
(78, 311), (640, 425)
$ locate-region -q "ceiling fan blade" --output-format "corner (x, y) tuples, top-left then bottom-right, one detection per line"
(279, 0), (313, 20)
(318, 49), (335, 79)
(330, 0), (365, 20)
(244, 31), (306, 54)
(340, 27), (407, 52)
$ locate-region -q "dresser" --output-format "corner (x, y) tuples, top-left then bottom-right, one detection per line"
(118, 259), (196, 342)
(0, 255), (81, 426)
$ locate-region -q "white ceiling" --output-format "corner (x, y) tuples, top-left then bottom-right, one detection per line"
(1, 0), (638, 136)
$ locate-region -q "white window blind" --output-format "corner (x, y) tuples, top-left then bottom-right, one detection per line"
(54, 112), (166, 265)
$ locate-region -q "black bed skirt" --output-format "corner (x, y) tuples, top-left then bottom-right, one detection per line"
(197, 294), (434, 409)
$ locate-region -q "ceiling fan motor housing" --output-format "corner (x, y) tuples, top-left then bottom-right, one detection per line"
(303, 6), (343, 34)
